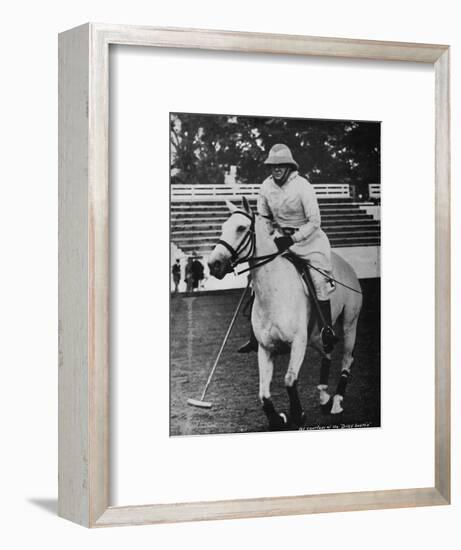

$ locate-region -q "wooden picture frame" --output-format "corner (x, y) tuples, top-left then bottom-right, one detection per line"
(58, 23), (450, 528)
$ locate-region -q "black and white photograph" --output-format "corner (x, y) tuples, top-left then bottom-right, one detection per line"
(170, 112), (381, 435)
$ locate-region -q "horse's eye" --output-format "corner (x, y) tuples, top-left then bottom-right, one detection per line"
(237, 225), (246, 232)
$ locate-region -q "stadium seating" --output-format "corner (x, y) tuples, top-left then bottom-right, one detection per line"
(171, 197), (380, 258)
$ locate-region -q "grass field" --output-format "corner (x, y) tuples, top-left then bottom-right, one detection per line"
(170, 279), (380, 436)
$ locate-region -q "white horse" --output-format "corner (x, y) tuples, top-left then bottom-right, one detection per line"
(208, 197), (363, 430)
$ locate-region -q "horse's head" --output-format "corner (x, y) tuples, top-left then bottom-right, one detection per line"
(208, 197), (254, 279)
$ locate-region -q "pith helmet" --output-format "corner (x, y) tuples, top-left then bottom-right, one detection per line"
(264, 144), (299, 169)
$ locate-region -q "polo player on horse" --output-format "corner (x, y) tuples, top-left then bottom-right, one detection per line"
(238, 143), (338, 354)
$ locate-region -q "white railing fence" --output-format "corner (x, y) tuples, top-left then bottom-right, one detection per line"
(368, 184), (381, 199)
(312, 184), (350, 197)
(171, 183), (351, 201)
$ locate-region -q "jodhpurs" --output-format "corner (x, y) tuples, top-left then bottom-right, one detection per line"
(279, 227), (332, 301)
(309, 267), (331, 301)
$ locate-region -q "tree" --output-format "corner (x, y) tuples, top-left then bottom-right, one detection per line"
(170, 113), (380, 186)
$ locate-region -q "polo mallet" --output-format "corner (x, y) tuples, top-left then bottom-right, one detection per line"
(187, 282), (250, 409)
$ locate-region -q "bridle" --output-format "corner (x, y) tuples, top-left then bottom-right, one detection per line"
(216, 210), (255, 269)
(216, 210), (283, 275)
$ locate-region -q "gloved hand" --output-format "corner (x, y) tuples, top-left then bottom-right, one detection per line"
(274, 235), (294, 252)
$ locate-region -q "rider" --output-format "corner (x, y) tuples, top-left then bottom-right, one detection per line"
(238, 143), (338, 354)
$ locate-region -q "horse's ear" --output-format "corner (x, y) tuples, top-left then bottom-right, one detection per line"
(225, 200), (238, 213)
(242, 196), (251, 214)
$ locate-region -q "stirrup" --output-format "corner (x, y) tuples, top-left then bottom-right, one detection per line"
(321, 325), (338, 354)
(237, 339), (258, 353)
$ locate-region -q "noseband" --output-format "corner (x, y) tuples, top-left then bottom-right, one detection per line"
(216, 211), (255, 268)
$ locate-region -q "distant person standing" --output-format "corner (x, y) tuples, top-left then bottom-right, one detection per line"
(191, 255), (205, 291)
(172, 259), (181, 293)
(185, 257), (194, 293)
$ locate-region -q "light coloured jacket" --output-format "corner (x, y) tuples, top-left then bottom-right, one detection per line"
(257, 171), (332, 271)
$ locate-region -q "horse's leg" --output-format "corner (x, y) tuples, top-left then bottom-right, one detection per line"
(306, 337), (333, 411)
(331, 315), (358, 414)
(318, 352), (333, 412)
(258, 346), (287, 430)
(285, 337), (307, 428)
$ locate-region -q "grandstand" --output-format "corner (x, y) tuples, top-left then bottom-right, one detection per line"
(171, 184), (380, 259)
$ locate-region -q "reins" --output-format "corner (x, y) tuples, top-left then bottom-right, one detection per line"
(235, 251), (283, 275)
(305, 263), (363, 295)
(219, 210), (362, 295)
(217, 211), (283, 273)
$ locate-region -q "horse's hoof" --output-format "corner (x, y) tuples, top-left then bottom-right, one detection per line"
(331, 395), (344, 415)
(288, 411), (306, 429)
(297, 412), (307, 429)
(318, 386), (331, 410)
(269, 412), (289, 431)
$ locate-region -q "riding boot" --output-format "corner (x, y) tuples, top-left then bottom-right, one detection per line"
(237, 324), (258, 353)
(237, 292), (258, 353)
(318, 300), (338, 354)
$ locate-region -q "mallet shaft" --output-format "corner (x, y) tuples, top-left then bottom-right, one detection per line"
(199, 282), (250, 401)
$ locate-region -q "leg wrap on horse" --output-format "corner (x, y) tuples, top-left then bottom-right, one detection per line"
(262, 398), (287, 430)
(336, 369), (350, 396)
(286, 381), (304, 427)
(318, 300), (338, 353)
(262, 397), (276, 416)
(320, 357), (331, 386)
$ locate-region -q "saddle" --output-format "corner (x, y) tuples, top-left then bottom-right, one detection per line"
(282, 252), (337, 344)
(283, 253), (310, 295)
(277, 227), (335, 293)
(283, 252), (335, 296)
